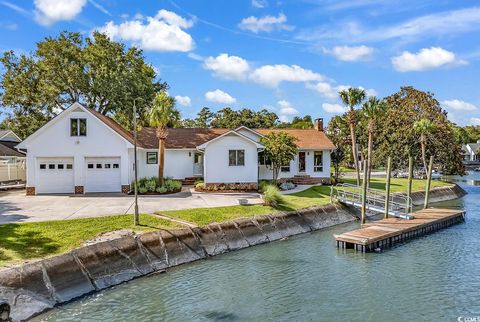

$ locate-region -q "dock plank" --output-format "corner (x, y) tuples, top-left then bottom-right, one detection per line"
(335, 208), (465, 251)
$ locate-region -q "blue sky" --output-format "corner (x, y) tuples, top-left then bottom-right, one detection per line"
(1, 0), (480, 126)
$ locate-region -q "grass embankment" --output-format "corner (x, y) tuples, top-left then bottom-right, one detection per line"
(0, 214), (180, 267)
(162, 178), (451, 226)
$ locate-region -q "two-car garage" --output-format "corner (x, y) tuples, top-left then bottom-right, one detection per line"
(35, 157), (122, 194)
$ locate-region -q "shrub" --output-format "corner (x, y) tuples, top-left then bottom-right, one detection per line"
(145, 178), (158, 192)
(164, 178), (182, 192)
(259, 180), (273, 192)
(194, 179), (204, 185)
(262, 184), (284, 208)
(156, 186), (167, 193)
(138, 186), (148, 194)
(195, 182), (205, 190)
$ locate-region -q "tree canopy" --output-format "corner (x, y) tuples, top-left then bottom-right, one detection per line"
(0, 31), (166, 138)
(260, 131), (298, 182)
(182, 107), (279, 128)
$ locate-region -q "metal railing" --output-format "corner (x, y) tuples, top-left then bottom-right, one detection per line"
(330, 183), (413, 218)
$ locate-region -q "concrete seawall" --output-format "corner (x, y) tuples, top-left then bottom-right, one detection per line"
(408, 184), (466, 205)
(0, 204), (355, 321)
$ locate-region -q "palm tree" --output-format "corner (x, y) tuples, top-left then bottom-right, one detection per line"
(362, 97), (388, 186)
(339, 87), (366, 185)
(149, 91), (176, 185)
(413, 118), (436, 173)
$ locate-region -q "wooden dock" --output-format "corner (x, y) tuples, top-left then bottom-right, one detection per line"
(335, 208), (466, 252)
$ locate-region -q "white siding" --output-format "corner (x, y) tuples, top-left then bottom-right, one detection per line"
(204, 134), (258, 184)
(22, 106), (131, 192)
(259, 149), (331, 180)
(138, 149), (196, 179)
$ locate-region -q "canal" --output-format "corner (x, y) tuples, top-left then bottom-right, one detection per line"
(34, 173), (480, 321)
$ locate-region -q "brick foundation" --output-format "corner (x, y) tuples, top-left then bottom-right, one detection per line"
(75, 186), (84, 194)
(26, 187), (35, 196)
(204, 182), (258, 190)
(121, 185), (130, 194)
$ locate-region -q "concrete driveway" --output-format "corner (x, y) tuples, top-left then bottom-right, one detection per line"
(0, 188), (262, 224)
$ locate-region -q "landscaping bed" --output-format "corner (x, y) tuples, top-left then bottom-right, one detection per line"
(134, 177), (182, 195)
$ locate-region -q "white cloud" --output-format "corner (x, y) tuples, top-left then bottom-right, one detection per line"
(203, 53), (250, 80)
(325, 45), (374, 61)
(88, 0), (111, 16)
(322, 103), (348, 114)
(442, 99), (477, 111)
(97, 9), (195, 52)
(391, 47), (461, 72)
(175, 95), (191, 107)
(469, 118), (480, 126)
(277, 100), (299, 121)
(34, 0), (87, 25)
(297, 7), (480, 44)
(238, 13), (293, 33)
(306, 82), (338, 100)
(306, 82), (377, 100)
(250, 64), (325, 87)
(252, 0), (268, 8)
(205, 89), (237, 104)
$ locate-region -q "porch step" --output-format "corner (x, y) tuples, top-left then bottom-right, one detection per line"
(182, 177), (202, 185)
(292, 175), (329, 185)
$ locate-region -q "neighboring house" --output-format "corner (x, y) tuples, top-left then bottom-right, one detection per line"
(17, 103), (335, 195)
(0, 129), (26, 182)
(462, 141), (480, 162)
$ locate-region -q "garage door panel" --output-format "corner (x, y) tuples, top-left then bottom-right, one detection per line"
(36, 158), (74, 194)
(85, 157), (121, 193)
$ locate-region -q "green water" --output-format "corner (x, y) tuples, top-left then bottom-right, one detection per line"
(34, 173), (480, 321)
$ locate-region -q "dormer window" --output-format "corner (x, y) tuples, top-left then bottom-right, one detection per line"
(71, 118), (87, 136)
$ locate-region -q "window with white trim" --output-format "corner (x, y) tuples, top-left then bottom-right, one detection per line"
(147, 152), (158, 164)
(314, 151), (323, 172)
(229, 150), (245, 166)
(70, 118), (87, 136)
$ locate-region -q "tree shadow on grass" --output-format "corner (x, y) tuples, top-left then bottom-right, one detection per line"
(0, 223), (60, 264)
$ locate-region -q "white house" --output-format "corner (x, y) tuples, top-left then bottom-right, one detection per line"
(17, 103), (335, 195)
(0, 130), (26, 183)
(462, 141), (480, 162)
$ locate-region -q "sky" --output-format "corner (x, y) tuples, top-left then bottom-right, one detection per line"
(1, 0), (480, 126)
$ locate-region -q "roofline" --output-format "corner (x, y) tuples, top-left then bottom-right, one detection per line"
(0, 130), (22, 142)
(196, 128), (264, 150)
(17, 102), (134, 149)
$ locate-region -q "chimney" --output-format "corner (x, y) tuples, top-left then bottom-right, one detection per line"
(314, 118), (323, 131)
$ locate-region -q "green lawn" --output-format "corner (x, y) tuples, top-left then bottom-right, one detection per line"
(341, 177), (449, 193)
(162, 178), (451, 227)
(0, 214), (180, 267)
(162, 185), (333, 226)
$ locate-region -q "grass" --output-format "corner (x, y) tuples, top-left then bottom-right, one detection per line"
(0, 214), (181, 267)
(162, 185), (333, 226)
(162, 178), (451, 227)
(341, 177), (449, 193)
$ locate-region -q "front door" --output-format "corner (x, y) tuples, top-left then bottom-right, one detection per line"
(193, 153), (204, 176)
(298, 152), (306, 172)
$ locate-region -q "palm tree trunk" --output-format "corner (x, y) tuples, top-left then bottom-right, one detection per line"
(350, 123), (360, 185)
(159, 138), (165, 186)
(420, 134), (427, 174)
(367, 126), (373, 187)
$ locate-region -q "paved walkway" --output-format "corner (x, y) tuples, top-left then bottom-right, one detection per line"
(0, 188), (262, 224)
(280, 185), (316, 195)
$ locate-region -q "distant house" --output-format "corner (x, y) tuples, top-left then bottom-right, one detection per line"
(17, 102), (335, 195)
(0, 129), (26, 182)
(462, 141), (480, 162)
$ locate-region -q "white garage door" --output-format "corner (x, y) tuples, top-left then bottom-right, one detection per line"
(85, 157), (121, 193)
(36, 158), (75, 194)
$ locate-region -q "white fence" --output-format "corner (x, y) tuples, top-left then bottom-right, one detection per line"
(0, 161), (26, 182)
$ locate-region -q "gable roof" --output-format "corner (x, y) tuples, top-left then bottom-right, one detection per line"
(0, 142), (24, 157)
(196, 128), (265, 150)
(0, 129), (21, 142)
(136, 127), (335, 150)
